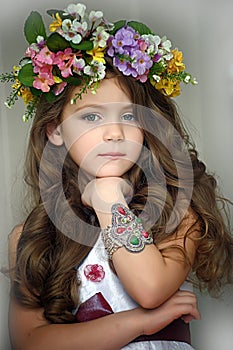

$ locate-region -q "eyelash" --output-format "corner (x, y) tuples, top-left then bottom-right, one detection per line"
(82, 113), (137, 122)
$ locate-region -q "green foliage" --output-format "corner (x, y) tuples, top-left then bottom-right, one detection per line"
(128, 21), (153, 35)
(24, 11), (47, 44)
(110, 20), (126, 35)
(18, 64), (35, 87)
(47, 9), (71, 20)
(47, 33), (69, 52)
(70, 40), (94, 51)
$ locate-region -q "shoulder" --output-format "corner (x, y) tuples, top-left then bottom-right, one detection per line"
(8, 223), (24, 247)
(8, 223), (24, 279)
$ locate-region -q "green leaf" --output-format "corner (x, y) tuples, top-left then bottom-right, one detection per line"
(47, 9), (72, 20)
(30, 87), (42, 96)
(110, 20), (127, 35)
(45, 91), (58, 103)
(46, 33), (70, 52)
(24, 11), (47, 44)
(128, 21), (153, 35)
(18, 64), (35, 87)
(70, 40), (93, 51)
(64, 76), (82, 86)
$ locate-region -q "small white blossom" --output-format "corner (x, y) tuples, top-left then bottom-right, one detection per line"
(73, 58), (86, 74)
(89, 10), (103, 22)
(92, 26), (110, 48)
(63, 3), (86, 19)
(161, 36), (172, 52)
(72, 19), (88, 36)
(184, 75), (191, 83)
(152, 74), (161, 82)
(142, 34), (161, 54)
(84, 61), (106, 81)
(62, 19), (82, 44)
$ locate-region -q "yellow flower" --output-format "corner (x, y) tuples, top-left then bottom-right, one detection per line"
(54, 76), (63, 84)
(87, 46), (106, 63)
(153, 78), (181, 97)
(49, 13), (62, 32)
(167, 49), (185, 74)
(12, 79), (21, 91)
(13, 65), (20, 76)
(20, 87), (34, 104)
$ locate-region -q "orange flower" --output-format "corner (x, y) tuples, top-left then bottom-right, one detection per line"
(154, 78), (181, 97)
(167, 49), (185, 74)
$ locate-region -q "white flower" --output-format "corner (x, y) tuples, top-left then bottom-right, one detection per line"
(92, 26), (110, 48)
(184, 75), (191, 83)
(63, 3), (86, 19)
(36, 36), (45, 44)
(152, 74), (161, 82)
(72, 19), (88, 36)
(73, 58), (86, 74)
(62, 19), (82, 44)
(84, 61), (106, 81)
(160, 36), (172, 52)
(142, 34), (161, 53)
(89, 10), (103, 22)
(193, 78), (198, 85)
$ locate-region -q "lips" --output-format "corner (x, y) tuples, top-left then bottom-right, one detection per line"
(98, 152), (126, 159)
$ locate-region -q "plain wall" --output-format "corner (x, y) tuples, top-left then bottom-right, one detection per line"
(0, 0), (232, 349)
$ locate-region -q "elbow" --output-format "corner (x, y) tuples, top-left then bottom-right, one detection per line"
(133, 285), (166, 309)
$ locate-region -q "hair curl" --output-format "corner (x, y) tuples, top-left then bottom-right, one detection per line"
(13, 60), (233, 323)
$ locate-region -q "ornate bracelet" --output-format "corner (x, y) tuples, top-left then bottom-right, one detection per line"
(101, 203), (153, 259)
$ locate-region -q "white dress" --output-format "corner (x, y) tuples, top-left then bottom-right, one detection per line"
(77, 234), (195, 350)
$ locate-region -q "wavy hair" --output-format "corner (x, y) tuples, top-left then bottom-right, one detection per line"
(13, 60), (233, 323)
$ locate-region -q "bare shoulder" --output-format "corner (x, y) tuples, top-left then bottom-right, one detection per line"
(8, 223), (24, 253)
(8, 223), (24, 277)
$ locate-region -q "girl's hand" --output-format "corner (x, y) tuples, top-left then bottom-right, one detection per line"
(140, 290), (201, 336)
(81, 177), (133, 212)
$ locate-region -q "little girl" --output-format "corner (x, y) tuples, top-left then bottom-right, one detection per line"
(2, 2), (233, 350)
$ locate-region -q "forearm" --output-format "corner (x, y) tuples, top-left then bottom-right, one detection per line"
(97, 202), (190, 308)
(10, 309), (142, 350)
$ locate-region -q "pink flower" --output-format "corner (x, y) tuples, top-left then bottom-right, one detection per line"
(33, 70), (54, 92)
(53, 81), (67, 95)
(36, 46), (55, 65)
(25, 47), (37, 59)
(54, 48), (75, 78)
(84, 264), (105, 282)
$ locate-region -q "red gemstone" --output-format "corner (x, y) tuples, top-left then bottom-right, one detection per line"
(142, 231), (149, 238)
(118, 206), (126, 215)
(117, 227), (126, 234)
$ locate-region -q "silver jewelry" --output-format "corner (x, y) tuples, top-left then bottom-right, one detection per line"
(101, 203), (153, 259)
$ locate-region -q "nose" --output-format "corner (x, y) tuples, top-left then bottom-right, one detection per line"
(103, 122), (124, 142)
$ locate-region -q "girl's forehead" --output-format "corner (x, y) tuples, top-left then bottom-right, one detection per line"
(72, 78), (130, 106)
(64, 79), (132, 115)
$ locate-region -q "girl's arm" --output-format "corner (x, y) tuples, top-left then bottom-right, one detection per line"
(82, 177), (200, 309)
(9, 291), (200, 350)
(8, 224), (200, 350)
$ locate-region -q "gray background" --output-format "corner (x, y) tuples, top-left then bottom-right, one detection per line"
(0, 0), (233, 349)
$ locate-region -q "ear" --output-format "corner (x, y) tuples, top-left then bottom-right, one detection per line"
(46, 123), (64, 146)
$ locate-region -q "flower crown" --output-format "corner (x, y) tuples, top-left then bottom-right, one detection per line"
(0, 2), (197, 121)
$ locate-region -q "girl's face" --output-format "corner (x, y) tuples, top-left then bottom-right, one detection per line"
(59, 78), (144, 178)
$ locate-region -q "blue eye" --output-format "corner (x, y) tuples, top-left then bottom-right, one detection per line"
(121, 113), (137, 121)
(83, 113), (100, 122)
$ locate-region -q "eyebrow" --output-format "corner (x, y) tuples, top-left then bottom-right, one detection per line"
(73, 103), (133, 113)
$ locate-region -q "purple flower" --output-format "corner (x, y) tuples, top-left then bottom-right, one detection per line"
(109, 26), (138, 55)
(132, 50), (153, 75)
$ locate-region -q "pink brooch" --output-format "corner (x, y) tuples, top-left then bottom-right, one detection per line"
(84, 264), (105, 282)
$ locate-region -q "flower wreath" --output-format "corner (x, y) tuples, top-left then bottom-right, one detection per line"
(0, 2), (197, 121)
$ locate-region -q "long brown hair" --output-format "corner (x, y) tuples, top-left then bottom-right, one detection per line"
(13, 60), (233, 323)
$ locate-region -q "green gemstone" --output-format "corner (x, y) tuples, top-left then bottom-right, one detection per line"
(130, 235), (139, 245)
(136, 218), (142, 223)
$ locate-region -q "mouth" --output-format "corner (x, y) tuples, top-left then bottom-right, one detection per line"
(98, 152), (126, 160)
